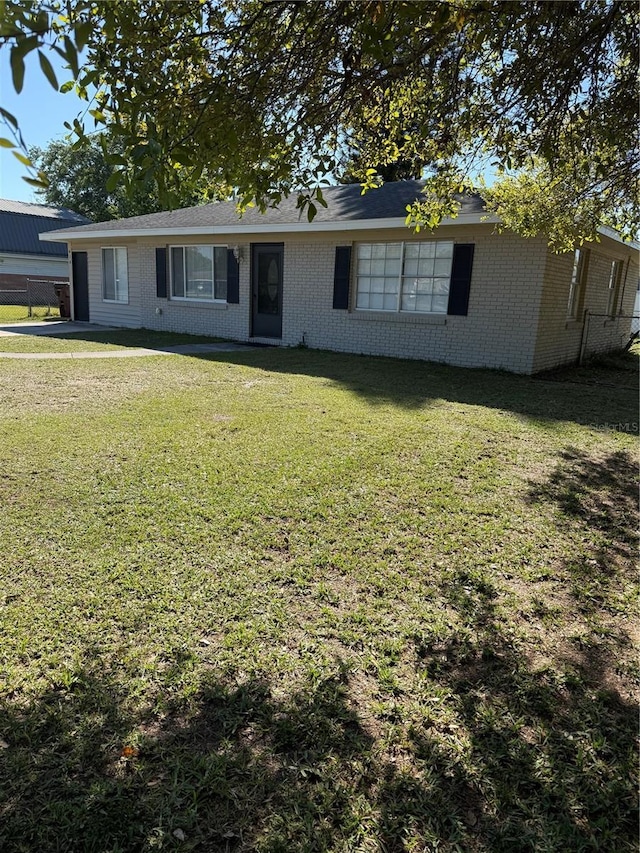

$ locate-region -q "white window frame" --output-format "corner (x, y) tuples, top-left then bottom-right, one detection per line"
(101, 247), (129, 304)
(606, 259), (622, 318)
(354, 240), (454, 315)
(566, 248), (588, 319)
(169, 244), (228, 303)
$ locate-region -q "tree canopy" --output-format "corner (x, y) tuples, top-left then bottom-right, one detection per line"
(1, 0), (637, 248)
(30, 135), (216, 220)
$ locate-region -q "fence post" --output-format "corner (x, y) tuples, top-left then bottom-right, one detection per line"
(27, 280), (32, 318)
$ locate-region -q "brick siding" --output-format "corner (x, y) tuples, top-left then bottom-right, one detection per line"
(66, 226), (637, 374)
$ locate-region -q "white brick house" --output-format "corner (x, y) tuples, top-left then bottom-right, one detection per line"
(40, 181), (639, 374)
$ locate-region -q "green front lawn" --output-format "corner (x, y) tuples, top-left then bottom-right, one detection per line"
(0, 346), (637, 852)
(0, 304), (60, 322)
(0, 328), (227, 353)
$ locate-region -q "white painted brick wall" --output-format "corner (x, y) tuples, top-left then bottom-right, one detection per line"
(68, 226), (638, 375)
(533, 240), (639, 372)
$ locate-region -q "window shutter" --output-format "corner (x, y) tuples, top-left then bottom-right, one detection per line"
(333, 246), (352, 309)
(447, 244), (475, 316)
(155, 247), (168, 298)
(227, 249), (240, 304)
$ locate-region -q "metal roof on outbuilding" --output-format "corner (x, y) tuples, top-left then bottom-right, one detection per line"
(0, 199), (89, 256)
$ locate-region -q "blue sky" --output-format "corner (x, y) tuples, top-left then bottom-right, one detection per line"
(0, 48), (90, 202)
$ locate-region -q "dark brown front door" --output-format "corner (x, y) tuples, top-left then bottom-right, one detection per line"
(251, 243), (283, 338)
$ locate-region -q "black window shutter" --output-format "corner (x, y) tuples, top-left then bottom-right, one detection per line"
(227, 249), (240, 304)
(333, 246), (352, 309)
(155, 247), (168, 298)
(447, 243), (475, 316)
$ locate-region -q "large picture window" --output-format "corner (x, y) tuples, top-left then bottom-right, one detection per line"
(355, 241), (454, 313)
(102, 247), (128, 303)
(170, 245), (227, 301)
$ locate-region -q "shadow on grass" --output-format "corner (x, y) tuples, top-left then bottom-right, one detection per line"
(1, 636), (637, 852)
(528, 447), (638, 563)
(527, 446), (638, 628)
(204, 347), (639, 433)
(407, 632), (637, 852)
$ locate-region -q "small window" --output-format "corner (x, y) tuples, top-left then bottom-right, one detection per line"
(102, 247), (128, 303)
(567, 248), (588, 319)
(170, 245), (227, 301)
(355, 241), (454, 314)
(606, 259), (623, 318)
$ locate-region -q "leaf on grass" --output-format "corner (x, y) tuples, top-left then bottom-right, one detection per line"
(121, 745), (139, 758)
(172, 829), (186, 841)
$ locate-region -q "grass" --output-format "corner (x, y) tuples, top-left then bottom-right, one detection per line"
(0, 344), (637, 852)
(0, 328), (227, 354)
(0, 304), (60, 322)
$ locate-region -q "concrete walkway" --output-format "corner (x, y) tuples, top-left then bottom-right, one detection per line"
(0, 320), (117, 337)
(0, 343), (255, 360)
(0, 321), (255, 359)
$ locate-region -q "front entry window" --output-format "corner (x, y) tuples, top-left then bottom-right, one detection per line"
(257, 254), (280, 315)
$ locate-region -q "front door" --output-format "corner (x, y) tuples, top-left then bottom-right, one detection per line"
(71, 251), (89, 321)
(251, 243), (283, 338)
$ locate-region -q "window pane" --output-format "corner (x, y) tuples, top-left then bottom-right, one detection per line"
(383, 293), (397, 310)
(419, 242), (436, 258)
(416, 295), (432, 312)
(186, 246), (213, 299)
(404, 243), (420, 259)
(171, 247), (184, 297)
(415, 278), (433, 294)
(102, 249), (115, 300)
(114, 248), (128, 302)
(417, 258), (435, 277)
(433, 278), (450, 295)
(434, 257), (452, 277)
(435, 241), (454, 258)
(401, 293), (416, 311)
(214, 246), (227, 300)
(432, 294), (449, 313)
(403, 278), (417, 296)
(356, 244), (401, 311)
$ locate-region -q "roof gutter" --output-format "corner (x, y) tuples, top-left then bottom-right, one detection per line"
(39, 212), (501, 243)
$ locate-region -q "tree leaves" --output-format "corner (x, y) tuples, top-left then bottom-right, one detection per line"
(1, 0), (638, 242)
(37, 49), (58, 90)
(9, 46), (25, 94)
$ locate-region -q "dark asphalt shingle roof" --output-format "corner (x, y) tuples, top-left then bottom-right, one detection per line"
(1, 200), (90, 256)
(42, 181), (487, 237)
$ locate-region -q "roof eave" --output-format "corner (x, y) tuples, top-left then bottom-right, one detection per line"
(39, 212), (500, 243)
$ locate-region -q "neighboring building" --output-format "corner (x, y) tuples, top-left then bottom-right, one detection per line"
(40, 181), (639, 374)
(0, 199), (88, 301)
